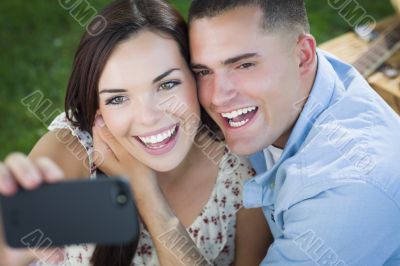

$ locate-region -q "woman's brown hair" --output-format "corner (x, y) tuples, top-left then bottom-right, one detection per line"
(63, 0), (219, 265)
(65, 0), (190, 135)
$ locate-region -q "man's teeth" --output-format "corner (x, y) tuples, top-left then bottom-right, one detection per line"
(138, 126), (176, 145)
(221, 106), (257, 119)
(229, 119), (249, 128)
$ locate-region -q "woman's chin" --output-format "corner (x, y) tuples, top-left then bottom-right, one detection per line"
(147, 159), (181, 173)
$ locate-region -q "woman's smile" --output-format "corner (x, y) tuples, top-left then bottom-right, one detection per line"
(134, 123), (180, 156)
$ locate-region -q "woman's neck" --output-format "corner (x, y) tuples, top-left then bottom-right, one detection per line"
(156, 136), (223, 184)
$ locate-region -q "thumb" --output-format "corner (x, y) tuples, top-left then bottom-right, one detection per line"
(94, 116), (131, 162)
(94, 116), (121, 152)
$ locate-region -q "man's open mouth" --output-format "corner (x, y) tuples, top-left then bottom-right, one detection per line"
(220, 106), (258, 128)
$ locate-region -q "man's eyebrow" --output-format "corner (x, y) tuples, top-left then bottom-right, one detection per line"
(99, 88), (127, 95)
(153, 68), (181, 84)
(223, 53), (260, 65)
(191, 53), (260, 70)
(191, 63), (209, 70)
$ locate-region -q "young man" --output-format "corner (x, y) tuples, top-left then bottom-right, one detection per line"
(189, 0), (400, 265)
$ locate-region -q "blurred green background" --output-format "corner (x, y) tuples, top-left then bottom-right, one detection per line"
(0, 0), (395, 159)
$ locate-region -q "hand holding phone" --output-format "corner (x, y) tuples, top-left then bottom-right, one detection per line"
(0, 154), (67, 265)
(0, 176), (139, 249)
(0, 153), (139, 250)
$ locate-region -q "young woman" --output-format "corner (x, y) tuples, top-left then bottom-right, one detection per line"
(0, 0), (271, 265)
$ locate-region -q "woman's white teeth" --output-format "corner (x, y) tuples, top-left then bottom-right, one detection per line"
(229, 119), (249, 128)
(139, 126), (176, 144)
(221, 106), (257, 119)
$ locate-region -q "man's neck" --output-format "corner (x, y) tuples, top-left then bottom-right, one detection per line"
(273, 54), (319, 150)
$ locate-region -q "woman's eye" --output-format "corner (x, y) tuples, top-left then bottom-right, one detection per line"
(159, 80), (181, 91)
(106, 96), (128, 105)
(238, 63), (255, 69)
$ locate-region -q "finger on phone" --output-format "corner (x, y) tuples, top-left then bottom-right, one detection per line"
(4, 153), (42, 190)
(35, 157), (64, 183)
(0, 162), (17, 196)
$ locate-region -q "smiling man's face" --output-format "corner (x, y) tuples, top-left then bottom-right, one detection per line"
(190, 5), (315, 155)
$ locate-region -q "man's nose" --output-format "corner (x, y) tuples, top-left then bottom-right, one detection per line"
(210, 73), (238, 108)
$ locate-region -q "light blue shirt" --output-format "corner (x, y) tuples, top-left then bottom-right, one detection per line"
(244, 49), (400, 265)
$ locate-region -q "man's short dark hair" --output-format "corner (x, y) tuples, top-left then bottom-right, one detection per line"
(188, 0), (310, 34)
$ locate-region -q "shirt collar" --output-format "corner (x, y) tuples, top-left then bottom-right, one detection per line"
(249, 49), (337, 186)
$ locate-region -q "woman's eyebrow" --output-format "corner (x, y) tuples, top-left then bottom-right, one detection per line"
(99, 68), (181, 94)
(153, 68), (181, 84)
(99, 89), (127, 94)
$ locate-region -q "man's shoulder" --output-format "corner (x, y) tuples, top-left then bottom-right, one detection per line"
(302, 50), (400, 173)
(296, 101), (400, 204)
(267, 180), (400, 266)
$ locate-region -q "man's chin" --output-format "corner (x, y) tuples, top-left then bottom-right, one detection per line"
(226, 138), (260, 156)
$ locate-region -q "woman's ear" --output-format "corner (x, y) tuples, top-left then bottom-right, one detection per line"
(94, 110), (104, 128)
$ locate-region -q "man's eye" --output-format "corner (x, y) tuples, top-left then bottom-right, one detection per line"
(238, 63), (255, 69)
(106, 96), (128, 105)
(159, 80), (181, 91)
(194, 70), (210, 77)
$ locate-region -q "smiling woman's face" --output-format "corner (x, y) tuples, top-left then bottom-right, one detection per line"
(98, 30), (200, 172)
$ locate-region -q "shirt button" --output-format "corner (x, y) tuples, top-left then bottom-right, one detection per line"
(270, 181), (275, 189)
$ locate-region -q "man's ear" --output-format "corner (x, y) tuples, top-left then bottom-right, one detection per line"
(297, 34), (317, 76)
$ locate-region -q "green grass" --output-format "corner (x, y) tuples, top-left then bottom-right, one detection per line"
(0, 0), (394, 159)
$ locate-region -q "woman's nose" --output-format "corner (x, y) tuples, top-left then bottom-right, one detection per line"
(133, 98), (164, 127)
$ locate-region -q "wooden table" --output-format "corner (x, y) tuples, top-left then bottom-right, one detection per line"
(319, 16), (400, 114)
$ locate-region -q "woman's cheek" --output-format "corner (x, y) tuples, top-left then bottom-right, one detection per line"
(102, 108), (131, 138)
(182, 91), (201, 136)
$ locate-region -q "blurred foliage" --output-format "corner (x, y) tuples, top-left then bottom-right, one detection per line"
(0, 0), (395, 158)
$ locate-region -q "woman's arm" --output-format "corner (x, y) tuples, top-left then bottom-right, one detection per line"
(92, 122), (211, 266)
(29, 129), (90, 179)
(234, 207), (272, 265)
